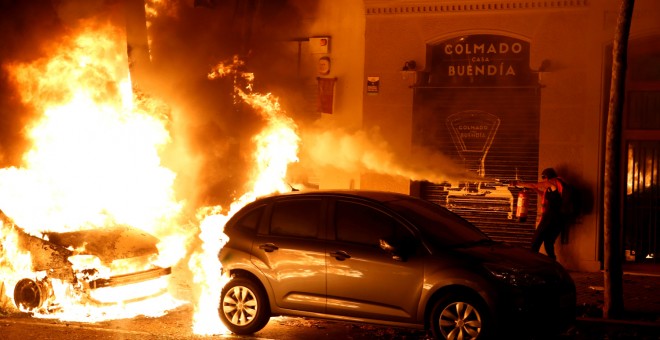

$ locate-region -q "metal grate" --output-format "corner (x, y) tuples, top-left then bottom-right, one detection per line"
(624, 140), (660, 263)
(420, 181), (536, 248)
(412, 87), (540, 249)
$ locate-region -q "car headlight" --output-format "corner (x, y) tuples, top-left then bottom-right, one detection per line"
(484, 263), (547, 286)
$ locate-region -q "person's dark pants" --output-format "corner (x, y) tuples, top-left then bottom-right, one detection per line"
(531, 213), (564, 260)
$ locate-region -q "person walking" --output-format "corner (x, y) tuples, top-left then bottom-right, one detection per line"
(512, 168), (566, 260)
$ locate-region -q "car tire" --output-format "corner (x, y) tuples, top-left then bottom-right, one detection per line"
(430, 292), (491, 340)
(218, 275), (270, 335)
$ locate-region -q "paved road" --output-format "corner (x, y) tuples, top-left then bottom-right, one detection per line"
(2, 295), (659, 339)
(1, 305), (428, 340)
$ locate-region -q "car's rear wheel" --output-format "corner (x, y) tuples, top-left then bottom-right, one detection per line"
(218, 275), (270, 335)
(430, 293), (490, 340)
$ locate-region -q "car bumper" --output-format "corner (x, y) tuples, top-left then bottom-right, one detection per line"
(84, 266), (173, 305)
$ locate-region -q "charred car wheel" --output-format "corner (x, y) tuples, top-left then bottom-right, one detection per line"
(13, 278), (52, 311)
(431, 292), (490, 340)
(218, 275), (270, 335)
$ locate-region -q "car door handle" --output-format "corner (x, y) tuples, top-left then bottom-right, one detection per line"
(258, 243), (279, 253)
(330, 250), (351, 261)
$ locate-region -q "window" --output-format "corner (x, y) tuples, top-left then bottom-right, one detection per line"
(270, 199), (321, 238)
(234, 205), (264, 231)
(627, 91), (660, 130)
(335, 201), (403, 247)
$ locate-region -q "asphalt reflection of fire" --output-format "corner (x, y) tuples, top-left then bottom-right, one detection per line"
(0, 17), (298, 336)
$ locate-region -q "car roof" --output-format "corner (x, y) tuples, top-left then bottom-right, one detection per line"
(256, 189), (413, 203)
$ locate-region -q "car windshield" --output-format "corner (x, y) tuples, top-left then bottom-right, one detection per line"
(384, 196), (492, 247)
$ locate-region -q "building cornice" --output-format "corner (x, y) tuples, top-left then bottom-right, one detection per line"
(365, 1), (589, 15)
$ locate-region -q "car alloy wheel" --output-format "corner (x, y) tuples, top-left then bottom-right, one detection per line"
(218, 275), (270, 335)
(431, 293), (488, 340)
(223, 285), (257, 326)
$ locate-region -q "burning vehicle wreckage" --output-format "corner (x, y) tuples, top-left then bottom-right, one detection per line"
(0, 209), (172, 314)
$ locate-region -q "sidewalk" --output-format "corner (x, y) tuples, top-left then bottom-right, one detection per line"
(569, 268), (660, 339)
(571, 269), (660, 321)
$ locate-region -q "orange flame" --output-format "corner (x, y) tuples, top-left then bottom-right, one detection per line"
(190, 62), (300, 335)
(3, 22), (181, 237)
(0, 10), (302, 334)
(0, 22), (185, 320)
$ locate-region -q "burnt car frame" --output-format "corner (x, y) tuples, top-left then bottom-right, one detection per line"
(217, 190), (576, 339)
(0, 210), (171, 313)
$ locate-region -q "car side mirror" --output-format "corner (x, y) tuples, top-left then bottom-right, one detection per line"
(379, 237), (408, 262)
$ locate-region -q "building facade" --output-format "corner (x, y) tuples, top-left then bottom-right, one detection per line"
(295, 0), (660, 272)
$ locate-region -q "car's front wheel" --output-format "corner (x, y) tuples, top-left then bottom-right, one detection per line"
(218, 275), (270, 335)
(430, 293), (490, 340)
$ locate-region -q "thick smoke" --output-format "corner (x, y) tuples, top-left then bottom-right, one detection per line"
(299, 127), (478, 185)
(0, 0), (65, 166)
(0, 0), (470, 211)
(134, 0), (319, 209)
(0, 0), (318, 209)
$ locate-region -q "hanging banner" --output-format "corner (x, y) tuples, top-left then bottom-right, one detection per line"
(317, 77), (336, 114)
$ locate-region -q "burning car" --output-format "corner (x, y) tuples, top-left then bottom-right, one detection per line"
(0, 209), (172, 314)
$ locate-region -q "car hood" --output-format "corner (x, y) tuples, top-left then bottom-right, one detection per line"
(44, 226), (160, 263)
(453, 241), (558, 270)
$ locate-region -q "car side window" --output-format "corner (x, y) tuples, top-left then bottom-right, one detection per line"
(335, 201), (406, 247)
(235, 205), (264, 231)
(270, 199), (321, 238)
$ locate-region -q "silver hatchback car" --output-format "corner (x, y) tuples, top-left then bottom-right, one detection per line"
(217, 190), (576, 339)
